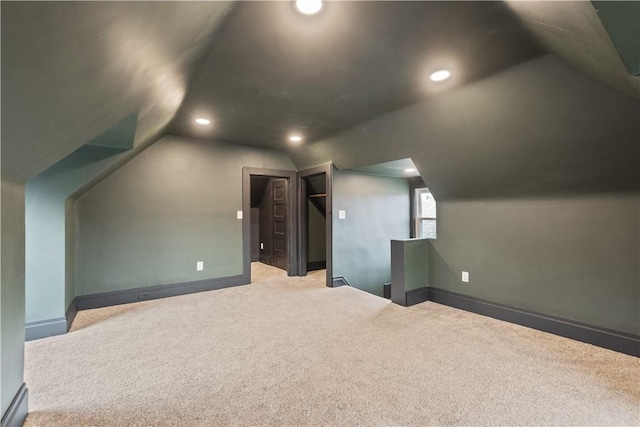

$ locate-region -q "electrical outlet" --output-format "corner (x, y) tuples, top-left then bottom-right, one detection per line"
(260, 242), (264, 250)
(237, 210), (243, 219)
(138, 292), (149, 301)
(197, 261), (204, 271)
(462, 271), (469, 283)
(338, 210), (346, 220)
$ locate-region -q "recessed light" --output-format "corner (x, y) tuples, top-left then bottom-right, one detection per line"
(289, 135), (303, 143)
(405, 168), (417, 173)
(295, 0), (323, 15)
(195, 118), (211, 125)
(430, 70), (451, 82)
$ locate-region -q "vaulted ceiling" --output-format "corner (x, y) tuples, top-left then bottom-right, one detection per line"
(2, 1), (638, 198)
(167, 1), (541, 149)
(506, 0), (640, 100)
(1, 1), (234, 182)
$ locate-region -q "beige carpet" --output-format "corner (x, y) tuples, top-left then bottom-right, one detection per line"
(25, 263), (639, 426)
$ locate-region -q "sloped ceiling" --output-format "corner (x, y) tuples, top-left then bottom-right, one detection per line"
(2, 1), (638, 199)
(288, 55), (639, 200)
(347, 158), (420, 179)
(1, 1), (234, 182)
(592, 1), (640, 76)
(506, 0), (640, 100)
(168, 1), (541, 149)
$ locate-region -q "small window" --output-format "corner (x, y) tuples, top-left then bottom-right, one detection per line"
(415, 188), (436, 239)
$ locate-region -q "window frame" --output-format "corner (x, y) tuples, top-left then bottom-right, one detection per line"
(414, 187), (437, 239)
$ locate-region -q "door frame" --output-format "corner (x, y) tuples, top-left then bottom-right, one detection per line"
(243, 167), (298, 282)
(297, 163), (333, 287)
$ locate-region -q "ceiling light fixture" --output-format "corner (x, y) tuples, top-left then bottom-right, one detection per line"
(430, 70), (451, 82)
(195, 118), (211, 125)
(405, 168), (417, 173)
(289, 135), (303, 143)
(294, 0), (323, 15)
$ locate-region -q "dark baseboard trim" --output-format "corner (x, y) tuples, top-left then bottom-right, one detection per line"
(405, 287), (429, 307)
(1, 383), (28, 427)
(307, 260), (326, 271)
(383, 283), (391, 299)
(28, 275), (247, 340)
(258, 255), (271, 264)
(428, 287), (640, 357)
(25, 298), (79, 341)
(332, 276), (350, 287)
(25, 317), (66, 341)
(76, 274), (247, 311)
(65, 299), (78, 331)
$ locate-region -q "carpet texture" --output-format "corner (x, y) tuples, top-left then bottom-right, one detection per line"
(25, 263), (639, 426)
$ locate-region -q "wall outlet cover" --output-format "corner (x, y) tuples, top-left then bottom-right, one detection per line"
(260, 242), (264, 250)
(197, 261), (204, 271)
(237, 210), (243, 219)
(338, 210), (346, 220)
(462, 271), (469, 283)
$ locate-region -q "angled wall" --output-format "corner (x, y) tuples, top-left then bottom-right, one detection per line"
(506, 0), (640, 100)
(288, 55), (639, 200)
(1, 2), (235, 420)
(75, 136), (295, 296)
(25, 144), (133, 335)
(25, 115), (137, 334)
(289, 54), (640, 335)
(1, 1), (235, 183)
(592, 1), (640, 76)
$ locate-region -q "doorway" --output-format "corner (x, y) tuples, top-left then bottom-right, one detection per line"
(300, 174), (327, 272)
(242, 164), (333, 287)
(297, 164), (333, 287)
(249, 176), (289, 271)
(243, 168), (298, 282)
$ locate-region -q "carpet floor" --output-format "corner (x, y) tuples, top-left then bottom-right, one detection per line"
(25, 263), (639, 426)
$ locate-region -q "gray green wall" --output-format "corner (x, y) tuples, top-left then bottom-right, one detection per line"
(25, 145), (130, 323)
(25, 181), (65, 323)
(428, 194), (640, 335)
(332, 171), (410, 296)
(1, 180), (26, 416)
(287, 54), (639, 336)
(75, 136), (295, 295)
(1, 2), (248, 421)
(1, 7), (638, 423)
(403, 239), (429, 292)
(65, 199), (76, 310)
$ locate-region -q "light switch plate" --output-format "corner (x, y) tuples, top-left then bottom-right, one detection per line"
(237, 210), (243, 219)
(462, 271), (469, 282)
(197, 261), (204, 271)
(338, 210), (346, 220)
(260, 243), (264, 250)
